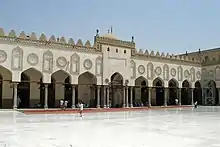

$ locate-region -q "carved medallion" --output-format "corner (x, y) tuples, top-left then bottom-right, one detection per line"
(196, 71), (201, 79)
(184, 70), (190, 78)
(56, 56), (67, 68)
(27, 53), (38, 66)
(138, 65), (145, 75)
(83, 59), (93, 70)
(0, 50), (7, 63)
(171, 68), (176, 77)
(155, 66), (162, 75)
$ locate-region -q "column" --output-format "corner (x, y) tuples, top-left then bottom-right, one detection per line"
(97, 86), (100, 108)
(103, 86), (106, 108)
(13, 83), (18, 110)
(126, 86), (129, 107)
(178, 88), (181, 106)
(106, 87), (110, 108)
(44, 84), (48, 109)
(130, 87), (133, 107)
(72, 85), (76, 108)
(191, 88), (194, 105)
(148, 87), (151, 107)
(164, 88), (168, 106)
(123, 87), (126, 107)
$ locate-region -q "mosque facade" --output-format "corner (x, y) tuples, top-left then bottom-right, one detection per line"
(0, 27), (218, 109)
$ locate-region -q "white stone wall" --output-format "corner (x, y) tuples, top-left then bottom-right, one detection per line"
(0, 42), (202, 107)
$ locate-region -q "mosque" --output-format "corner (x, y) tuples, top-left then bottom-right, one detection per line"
(0, 27), (218, 109)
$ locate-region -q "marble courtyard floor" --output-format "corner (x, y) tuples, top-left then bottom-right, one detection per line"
(0, 106), (220, 147)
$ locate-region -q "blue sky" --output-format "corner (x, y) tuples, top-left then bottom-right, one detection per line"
(1, 0), (220, 54)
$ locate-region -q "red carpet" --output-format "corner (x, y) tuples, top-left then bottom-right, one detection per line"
(21, 105), (192, 114)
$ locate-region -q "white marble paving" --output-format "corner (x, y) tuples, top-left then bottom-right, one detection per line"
(0, 107), (220, 147)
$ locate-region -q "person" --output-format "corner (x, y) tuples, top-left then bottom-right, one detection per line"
(64, 100), (68, 110)
(60, 99), (64, 110)
(79, 101), (83, 117)
(194, 101), (198, 108)
(175, 98), (178, 105)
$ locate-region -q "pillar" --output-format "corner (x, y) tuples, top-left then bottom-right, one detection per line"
(97, 86), (100, 108)
(178, 88), (181, 106)
(106, 87), (110, 108)
(164, 88), (168, 106)
(103, 86), (106, 108)
(130, 87), (133, 107)
(72, 85), (76, 108)
(148, 87), (151, 107)
(191, 88), (194, 105)
(126, 86), (129, 107)
(44, 84), (48, 109)
(123, 86), (126, 108)
(13, 83), (18, 110)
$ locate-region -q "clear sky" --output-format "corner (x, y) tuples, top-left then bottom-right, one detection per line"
(1, 0), (220, 54)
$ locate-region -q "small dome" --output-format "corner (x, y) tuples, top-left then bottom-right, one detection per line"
(102, 33), (118, 40)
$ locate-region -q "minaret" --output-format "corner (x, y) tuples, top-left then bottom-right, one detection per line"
(110, 26), (113, 34)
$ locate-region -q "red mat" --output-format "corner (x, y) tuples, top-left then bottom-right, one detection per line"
(22, 105), (192, 114)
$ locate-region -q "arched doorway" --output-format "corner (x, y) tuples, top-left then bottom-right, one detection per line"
(0, 66), (12, 109)
(134, 76), (148, 106)
(181, 80), (190, 105)
(153, 78), (164, 106)
(51, 70), (71, 108)
(193, 81), (202, 105)
(110, 72), (123, 108)
(19, 68), (43, 108)
(203, 80), (217, 105)
(78, 72), (97, 108)
(18, 73), (30, 108)
(168, 79), (178, 105)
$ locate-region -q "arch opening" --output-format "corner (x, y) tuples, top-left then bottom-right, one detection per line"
(181, 80), (190, 105)
(49, 70), (72, 108)
(78, 72), (97, 108)
(110, 72), (123, 108)
(18, 68), (43, 108)
(0, 66), (12, 109)
(134, 76), (148, 107)
(193, 81), (202, 105)
(203, 80), (217, 105)
(153, 78), (164, 106)
(168, 79), (178, 105)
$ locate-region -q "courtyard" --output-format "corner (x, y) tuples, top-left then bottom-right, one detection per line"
(0, 107), (220, 147)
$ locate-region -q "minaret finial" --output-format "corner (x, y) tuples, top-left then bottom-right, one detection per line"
(110, 26), (113, 34)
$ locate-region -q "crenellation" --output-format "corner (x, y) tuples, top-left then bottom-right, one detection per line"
(76, 39), (83, 46)
(144, 50), (149, 55)
(85, 40), (91, 48)
(156, 51), (160, 57)
(139, 49), (143, 54)
(39, 33), (47, 41)
(49, 35), (56, 43)
(68, 38), (75, 45)
(8, 30), (16, 38)
(30, 32), (37, 40)
(150, 50), (154, 56)
(59, 37), (66, 44)
(18, 31), (26, 39)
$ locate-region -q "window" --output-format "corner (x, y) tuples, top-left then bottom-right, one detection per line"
(116, 48), (118, 53)
(107, 47), (110, 51)
(124, 50), (126, 54)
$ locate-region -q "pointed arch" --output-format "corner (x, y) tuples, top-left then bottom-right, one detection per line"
(135, 76), (148, 86)
(168, 78), (179, 105)
(168, 78), (179, 88)
(163, 64), (169, 80)
(12, 46), (23, 70)
(22, 67), (43, 81)
(70, 53), (80, 74)
(147, 62), (154, 79)
(111, 72), (123, 85)
(42, 50), (53, 73)
(194, 80), (202, 105)
(52, 69), (72, 83)
(153, 77), (164, 87)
